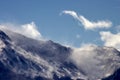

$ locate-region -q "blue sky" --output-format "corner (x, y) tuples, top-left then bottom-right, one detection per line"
(0, 0), (120, 47)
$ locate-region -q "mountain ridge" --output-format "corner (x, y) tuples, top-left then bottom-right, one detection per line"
(0, 29), (120, 80)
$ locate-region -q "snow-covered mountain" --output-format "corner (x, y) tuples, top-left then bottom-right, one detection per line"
(0, 29), (120, 80)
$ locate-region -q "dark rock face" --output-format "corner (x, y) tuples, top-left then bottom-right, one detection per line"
(0, 62), (33, 80)
(0, 30), (11, 45)
(0, 30), (10, 40)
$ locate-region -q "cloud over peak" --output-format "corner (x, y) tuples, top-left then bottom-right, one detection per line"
(0, 22), (42, 40)
(21, 22), (42, 39)
(62, 10), (112, 30)
(100, 31), (120, 51)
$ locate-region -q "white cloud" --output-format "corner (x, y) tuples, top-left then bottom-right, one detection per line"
(100, 31), (120, 50)
(0, 22), (42, 40)
(62, 10), (112, 30)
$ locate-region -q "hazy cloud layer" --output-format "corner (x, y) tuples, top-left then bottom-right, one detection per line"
(100, 31), (120, 50)
(70, 44), (120, 79)
(0, 22), (42, 40)
(62, 10), (112, 30)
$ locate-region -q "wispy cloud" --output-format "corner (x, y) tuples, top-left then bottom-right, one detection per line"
(100, 31), (120, 50)
(62, 10), (112, 30)
(0, 22), (42, 40)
